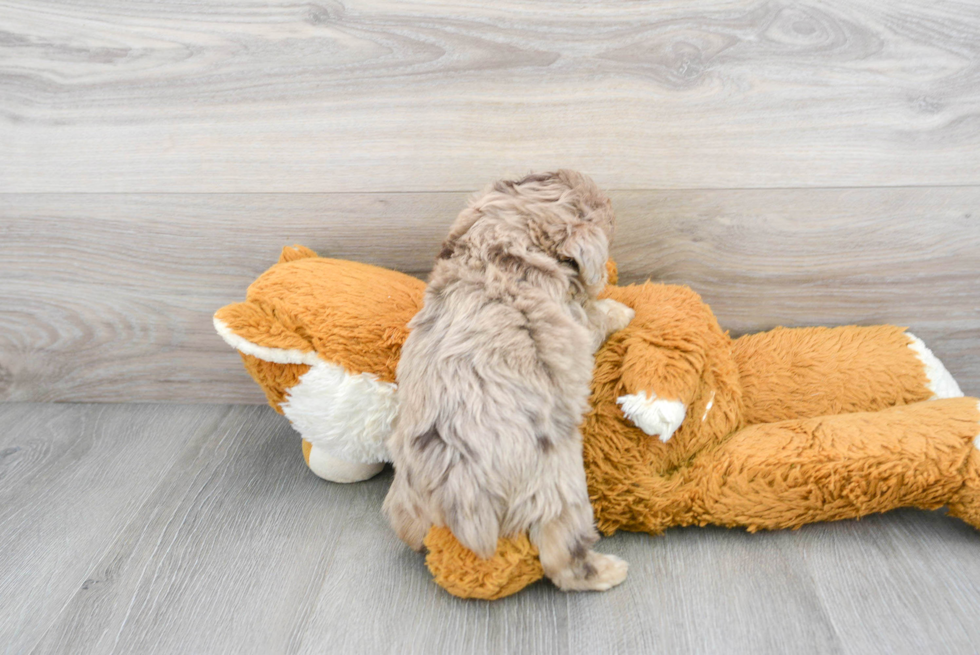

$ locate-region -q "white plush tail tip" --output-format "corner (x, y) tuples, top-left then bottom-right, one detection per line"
(906, 333), (963, 399)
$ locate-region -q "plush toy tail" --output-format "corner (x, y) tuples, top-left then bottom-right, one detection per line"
(424, 526), (544, 600)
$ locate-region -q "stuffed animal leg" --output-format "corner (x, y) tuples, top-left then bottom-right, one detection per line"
(602, 283), (743, 471)
(608, 284), (962, 460)
(425, 397), (980, 598)
(949, 441), (980, 529)
(687, 396), (980, 531)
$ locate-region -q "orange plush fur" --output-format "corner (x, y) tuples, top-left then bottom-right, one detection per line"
(216, 247), (980, 600)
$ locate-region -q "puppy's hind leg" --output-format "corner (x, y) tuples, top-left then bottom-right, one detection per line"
(530, 500), (628, 592)
(383, 469), (430, 552)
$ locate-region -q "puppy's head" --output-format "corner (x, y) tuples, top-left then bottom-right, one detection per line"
(441, 170), (614, 295)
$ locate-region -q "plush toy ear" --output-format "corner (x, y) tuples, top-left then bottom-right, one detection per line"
(605, 259), (619, 286)
(279, 244), (318, 263)
(557, 222), (609, 289)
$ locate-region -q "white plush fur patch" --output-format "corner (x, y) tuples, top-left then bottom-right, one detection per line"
(617, 392), (686, 443)
(213, 316), (397, 464)
(282, 361), (396, 463)
(906, 333), (963, 400)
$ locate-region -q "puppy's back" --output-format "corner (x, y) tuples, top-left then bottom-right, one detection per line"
(387, 269), (593, 557)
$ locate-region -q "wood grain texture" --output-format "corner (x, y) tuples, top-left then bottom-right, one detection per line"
(568, 512), (980, 655)
(4, 402), (980, 655)
(799, 510), (980, 654)
(0, 192), (469, 404)
(2, 0), (979, 192)
(26, 403), (570, 655)
(1, 188), (977, 403)
(30, 404), (356, 655)
(0, 402), (232, 655)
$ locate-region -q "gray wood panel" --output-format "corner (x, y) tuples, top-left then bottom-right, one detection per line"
(2, 188), (978, 403)
(30, 404), (354, 654)
(567, 511), (980, 655)
(2, 1), (979, 192)
(0, 402), (232, 655)
(3, 402), (979, 654)
(800, 511), (980, 654)
(24, 402), (570, 655)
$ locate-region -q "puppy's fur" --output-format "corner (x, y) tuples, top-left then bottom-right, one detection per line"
(383, 170), (634, 591)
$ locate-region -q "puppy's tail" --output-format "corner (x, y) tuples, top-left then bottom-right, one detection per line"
(438, 465), (502, 560)
(383, 468), (431, 552)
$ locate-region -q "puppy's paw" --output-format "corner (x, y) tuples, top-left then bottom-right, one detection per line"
(552, 552), (629, 592)
(383, 483), (430, 552)
(595, 298), (635, 333)
(389, 511), (429, 552)
(617, 392), (686, 442)
(586, 553), (629, 591)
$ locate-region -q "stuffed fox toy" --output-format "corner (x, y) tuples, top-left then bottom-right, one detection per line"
(215, 246), (980, 600)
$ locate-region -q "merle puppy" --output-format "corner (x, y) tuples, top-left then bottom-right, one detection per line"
(383, 170), (634, 591)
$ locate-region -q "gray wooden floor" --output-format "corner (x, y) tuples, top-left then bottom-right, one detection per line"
(3, 402), (980, 655)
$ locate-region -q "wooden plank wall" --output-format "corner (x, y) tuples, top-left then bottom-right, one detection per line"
(1, 0), (978, 402)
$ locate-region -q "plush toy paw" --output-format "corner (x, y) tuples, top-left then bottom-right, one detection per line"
(549, 552), (629, 592)
(616, 392), (687, 442)
(301, 440), (385, 483)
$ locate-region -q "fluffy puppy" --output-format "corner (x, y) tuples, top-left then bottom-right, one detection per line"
(383, 170), (634, 591)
